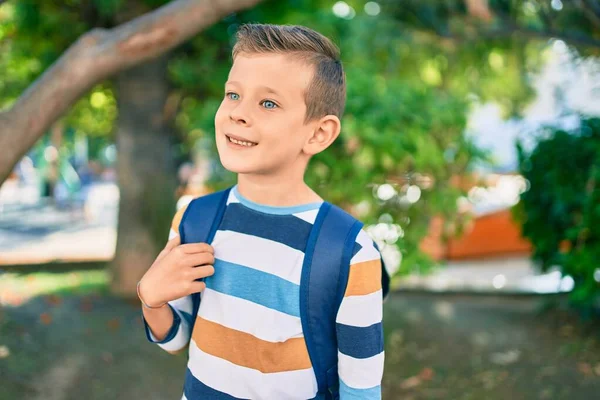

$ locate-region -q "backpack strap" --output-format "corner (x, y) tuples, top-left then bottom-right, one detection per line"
(179, 187), (232, 325)
(300, 202), (363, 399)
(373, 241), (391, 299)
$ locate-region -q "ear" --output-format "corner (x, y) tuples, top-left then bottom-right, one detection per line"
(303, 115), (341, 156)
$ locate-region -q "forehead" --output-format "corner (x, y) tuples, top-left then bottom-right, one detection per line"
(228, 53), (313, 101)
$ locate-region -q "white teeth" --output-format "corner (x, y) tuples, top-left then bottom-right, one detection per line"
(228, 136), (256, 147)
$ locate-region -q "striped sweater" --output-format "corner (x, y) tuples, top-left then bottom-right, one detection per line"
(144, 186), (384, 399)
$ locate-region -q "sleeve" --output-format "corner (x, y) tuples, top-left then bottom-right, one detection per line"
(143, 204), (196, 354)
(335, 229), (384, 399)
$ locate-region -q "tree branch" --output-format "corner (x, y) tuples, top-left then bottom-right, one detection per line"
(581, 0), (600, 30)
(426, 18), (600, 49)
(0, 0), (263, 184)
(479, 3), (600, 48)
(483, 24), (600, 48)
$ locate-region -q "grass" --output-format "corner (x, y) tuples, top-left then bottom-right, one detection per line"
(0, 269), (109, 306)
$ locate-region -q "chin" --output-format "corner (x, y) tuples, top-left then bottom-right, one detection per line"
(218, 153), (258, 175)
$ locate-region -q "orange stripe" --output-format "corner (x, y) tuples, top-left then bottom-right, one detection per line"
(171, 204), (188, 232)
(192, 317), (312, 373)
(345, 259), (382, 297)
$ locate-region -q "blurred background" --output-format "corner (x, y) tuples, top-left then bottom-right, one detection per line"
(1, 0), (600, 399)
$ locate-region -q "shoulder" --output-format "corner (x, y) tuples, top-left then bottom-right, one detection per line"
(169, 189), (232, 236)
(169, 203), (190, 235)
(350, 229), (381, 264)
(325, 204), (381, 262)
(345, 229), (383, 295)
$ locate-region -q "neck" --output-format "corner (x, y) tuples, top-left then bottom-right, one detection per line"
(236, 167), (322, 207)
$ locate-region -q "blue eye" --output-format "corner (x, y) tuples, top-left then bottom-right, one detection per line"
(261, 100), (277, 109)
(227, 92), (240, 100)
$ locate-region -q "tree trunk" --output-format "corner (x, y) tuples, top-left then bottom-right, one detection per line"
(0, 0), (263, 185)
(110, 54), (177, 297)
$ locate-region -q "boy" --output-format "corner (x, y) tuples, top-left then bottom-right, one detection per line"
(138, 24), (384, 399)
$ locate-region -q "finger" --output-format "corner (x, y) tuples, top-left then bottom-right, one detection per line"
(179, 242), (214, 255)
(155, 236), (181, 263)
(190, 265), (215, 280)
(154, 248), (169, 264)
(188, 280), (207, 294)
(164, 235), (181, 252)
(181, 252), (215, 268)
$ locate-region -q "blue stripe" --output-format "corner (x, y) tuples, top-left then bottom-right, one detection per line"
(205, 259), (301, 317)
(339, 378), (381, 400)
(352, 242), (362, 258)
(233, 185), (323, 215)
(179, 309), (194, 328)
(184, 368), (247, 399)
(220, 203), (312, 252)
(143, 304), (181, 344)
(336, 322), (384, 359)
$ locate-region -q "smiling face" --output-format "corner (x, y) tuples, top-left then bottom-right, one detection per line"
(214, 53), (319, 177)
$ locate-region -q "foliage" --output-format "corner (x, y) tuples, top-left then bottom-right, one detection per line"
(2, 0), (599, 275)
(515, 117), (600, 307)
(175, 1), (536, 273)
(381, 0), (600, 56)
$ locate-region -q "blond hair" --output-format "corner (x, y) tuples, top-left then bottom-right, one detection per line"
(232, 24), (346, 121)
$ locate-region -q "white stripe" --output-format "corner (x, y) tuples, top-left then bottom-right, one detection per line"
(168, 228), (178, 240)
(338, 351), (385, 389)
(188, 340), (318, 399)
(350, 230), (380, 264)
(152, 309), (191, 352)
(169, 294), (194, 316)
(336, 290), (383, 327)
(293, 209), (319, 224)
(227, 189), (240, 205)
(212, 230), (305, 285)
(199, 288), (303, 342)
(181, 394), (187, 400)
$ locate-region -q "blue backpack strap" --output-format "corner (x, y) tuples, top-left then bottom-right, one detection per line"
(300, 202), (363, 399)
(179, 187), (232, 323)
(373, 241), (391, 299)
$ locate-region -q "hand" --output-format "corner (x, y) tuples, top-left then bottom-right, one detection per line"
(139, 235), (215, 308)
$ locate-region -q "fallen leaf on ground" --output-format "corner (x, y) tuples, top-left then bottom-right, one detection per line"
(107, 318), (120, 331)
(577, 362), (593, 376)
(40, 313), (52, 325)
(490, 349), (521, 365)
(400, 376), (422, 390)
(45, 294), (63, 307)
(102, 352), (113, 363)
(419, 367), (435, 381)
(79, 298), (93, 313)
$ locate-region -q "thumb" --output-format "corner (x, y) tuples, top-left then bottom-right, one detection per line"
(156, 235), (180, 263)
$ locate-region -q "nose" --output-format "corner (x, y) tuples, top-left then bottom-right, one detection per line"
(229, 103), (251, 126)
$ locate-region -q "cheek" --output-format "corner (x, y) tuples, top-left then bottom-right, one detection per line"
(214, 102), (228, 126)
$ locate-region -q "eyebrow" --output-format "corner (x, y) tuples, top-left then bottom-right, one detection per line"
(225, 81), (283, 98)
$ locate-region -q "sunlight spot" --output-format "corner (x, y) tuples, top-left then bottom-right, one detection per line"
(91, 91), (107, 109)
(560, 275), (575, 292)
(364, 2), (381, 16)
(406, 185), (421, 203)
(492, 274), (507, 289)
(377, 183), (397, 201)
(551, 0), (563, 11)
(433, 301), (455, 321)
(333, 1), (355, 19)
